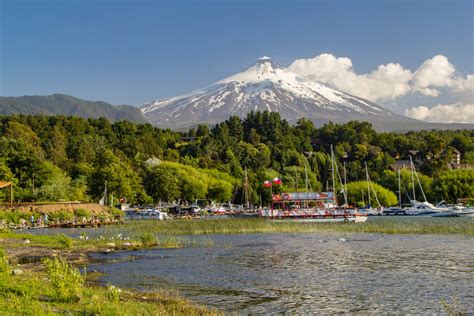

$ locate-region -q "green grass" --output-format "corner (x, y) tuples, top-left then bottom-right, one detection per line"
(118, 217), (474, 236)
(0, 260), (219, 315)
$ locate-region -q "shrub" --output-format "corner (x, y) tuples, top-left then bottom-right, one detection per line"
(109, 207), (124, 218)
(49, 209), (74, 222)
(56, 233), (73, 248)
(43, 257), (84, 302)
(73, 208), (90, 218)
(139, 231), (157, 246)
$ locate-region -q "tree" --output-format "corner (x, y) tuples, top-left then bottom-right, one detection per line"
(432, 169), (474, 203)
(144, 166), (180, 202)
(345, 181), (398, 207)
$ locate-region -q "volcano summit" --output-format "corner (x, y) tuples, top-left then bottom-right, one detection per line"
(141, 57), (432, 130)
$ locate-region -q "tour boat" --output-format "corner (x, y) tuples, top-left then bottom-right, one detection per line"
(259, 146), (368, 223)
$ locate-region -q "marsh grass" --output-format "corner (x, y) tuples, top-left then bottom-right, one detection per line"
(124, 217), (474, 236)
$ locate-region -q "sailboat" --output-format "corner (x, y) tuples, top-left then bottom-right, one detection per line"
(384, 169), (407, 215)
(99, 181), (107, 206)
(404, 157), (456, 216)
(228, 167), (258, 217)
(358, 162), (383, 216)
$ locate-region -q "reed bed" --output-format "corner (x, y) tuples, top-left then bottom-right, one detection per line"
(122, 217), (474, 236)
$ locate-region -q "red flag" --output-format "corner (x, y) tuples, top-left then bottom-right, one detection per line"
(263, 180), (272, 187)
(272, 178), (282, 185)
(119, 197), (126, 203)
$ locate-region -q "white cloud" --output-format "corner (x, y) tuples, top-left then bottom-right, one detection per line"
(453, 74), (474, 94)
(287, 53), (413, 101)
(404, 103), (474, 123)
(413, 55), (455, 97)
(287, 53), (472, 103)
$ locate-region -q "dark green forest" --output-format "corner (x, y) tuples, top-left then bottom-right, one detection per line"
(0, 94), (146, 123)
(0, 112), (473, 206)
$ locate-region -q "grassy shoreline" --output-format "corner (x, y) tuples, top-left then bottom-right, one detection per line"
(1, 217), (472, 314)
(0, 229), (220, 315)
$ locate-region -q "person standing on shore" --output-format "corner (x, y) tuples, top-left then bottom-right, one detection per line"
(30, 215), (35, 227)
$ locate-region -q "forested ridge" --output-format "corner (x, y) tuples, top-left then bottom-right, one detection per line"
(0, 94), (147, 123)
(0, 112), (473, 206)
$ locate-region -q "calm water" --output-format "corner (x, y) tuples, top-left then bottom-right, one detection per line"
(86, 232), (473, 314)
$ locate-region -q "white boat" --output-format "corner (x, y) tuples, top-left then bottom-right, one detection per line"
(403, 157), (456, 217)
(404, 200), (451, 216)
(453, 206), (474, 217)
(358, 207), (383, 216)
(126, 208), (168, 220)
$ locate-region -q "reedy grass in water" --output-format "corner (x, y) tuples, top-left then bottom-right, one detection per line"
(121, 217), (474, 236)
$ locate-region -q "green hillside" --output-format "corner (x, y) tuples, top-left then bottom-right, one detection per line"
(0, 94), (147, 123)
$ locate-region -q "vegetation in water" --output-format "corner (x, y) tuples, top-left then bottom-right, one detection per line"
(118, 218), (474, 236)
(0, 113), (473, 206)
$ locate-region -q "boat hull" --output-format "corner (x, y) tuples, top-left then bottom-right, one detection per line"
(262, 214), (368, 223)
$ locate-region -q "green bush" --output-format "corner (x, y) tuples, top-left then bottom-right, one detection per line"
(139, 231), (157, 246)
(43, 256), (84, 302)
(0, 210), (23, 224)
(109, 207), (124, 218)
(49, 209), (74, 222)
(73, 208), (90, 218)
(56, 233), (73, 248)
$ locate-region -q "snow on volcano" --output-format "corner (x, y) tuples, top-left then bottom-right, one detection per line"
(141, 57), (410, 128)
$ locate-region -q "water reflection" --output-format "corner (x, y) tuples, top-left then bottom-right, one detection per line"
(88, 233), (473, 314)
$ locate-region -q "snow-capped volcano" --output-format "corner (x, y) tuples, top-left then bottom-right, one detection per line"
(142, 57), (415, 129)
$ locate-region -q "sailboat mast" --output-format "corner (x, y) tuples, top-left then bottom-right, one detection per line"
(365, 162), (371, 208)
(304, 163), (309, 193)
(104, 180), (108, 206)
(398, 168), (402, 207)
(413, 164), (427, 202)
(295, 166), (298, 191)
(343, 161), (347, 202)
(244, 167), (249, 209)
(410, 156), (416, 201)
(331, 145), (335, 198)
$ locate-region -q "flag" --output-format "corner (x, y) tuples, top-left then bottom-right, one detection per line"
(119, 197), (127, 203)
(272, 178), (282, 185)
(263, 180), (272, 187)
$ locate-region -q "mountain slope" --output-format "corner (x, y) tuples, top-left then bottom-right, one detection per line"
(0, 94), (147, 123)
(142, 57), (431, 130)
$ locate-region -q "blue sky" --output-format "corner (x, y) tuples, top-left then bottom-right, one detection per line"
(1, 0), (473, 114)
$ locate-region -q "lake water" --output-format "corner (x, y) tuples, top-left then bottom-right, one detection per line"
(86, 232), (473, 314)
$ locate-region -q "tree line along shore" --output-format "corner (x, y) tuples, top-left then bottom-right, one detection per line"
(0, 112), (472, 208)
